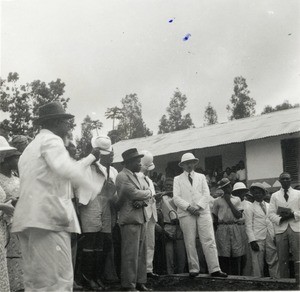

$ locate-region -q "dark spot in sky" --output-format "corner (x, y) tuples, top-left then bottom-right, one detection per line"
(183, 33), (191, 41)
(168, 18), (175, 23)
(288, 33), (292, 36)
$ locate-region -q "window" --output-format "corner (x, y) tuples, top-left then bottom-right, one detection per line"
(281, 138), (300, 183)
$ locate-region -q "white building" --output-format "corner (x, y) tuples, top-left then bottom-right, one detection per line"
(112, 107), (300, 188)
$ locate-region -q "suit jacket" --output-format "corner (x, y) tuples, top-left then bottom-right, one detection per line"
(137, 173), (158, 222)
(173, 171), (211, 218)
(245, 201), (275, 242)
(116, 168), (152, 225)
(268, 187), (300, 234)
(11, 129), (99, 234)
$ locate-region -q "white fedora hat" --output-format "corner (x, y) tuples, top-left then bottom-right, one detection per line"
(91, 135), (112, 155)
(178, 153), (199, 167)
(140, 150), (155, 171)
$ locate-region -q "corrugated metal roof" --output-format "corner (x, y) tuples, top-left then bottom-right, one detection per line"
(112, 107), (300, 163)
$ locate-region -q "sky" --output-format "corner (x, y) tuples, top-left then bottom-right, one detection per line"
(1, 0), (300, 139)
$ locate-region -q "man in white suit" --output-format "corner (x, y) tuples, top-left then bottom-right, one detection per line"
(173, 153), (227, 278)
(245, 182), (279, 278)
(137, 150), (160, 279)
(268, 172), (300, 278)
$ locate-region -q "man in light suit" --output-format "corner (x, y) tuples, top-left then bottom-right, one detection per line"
(245, 182), (279, 278)
(11, 102), (101, 291)
(137, 150), (160, 279)
(173, 153), (227, 278)
(268, 172), (300, 278)
(116, 148), (153, 291)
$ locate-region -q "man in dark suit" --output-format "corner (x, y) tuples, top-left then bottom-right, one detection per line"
(116, 148), (153, 291)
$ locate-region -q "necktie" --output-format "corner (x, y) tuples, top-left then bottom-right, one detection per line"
(188, 173), (193, 186)
(144, 177), (150, 187)
(283, 189), (289, 202)
(260, 202), (266, 214)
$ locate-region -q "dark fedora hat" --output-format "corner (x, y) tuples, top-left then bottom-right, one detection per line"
(33, 102), (74, 124)
(122, 148), (144, 163)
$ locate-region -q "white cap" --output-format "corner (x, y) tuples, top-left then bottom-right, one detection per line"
(91, 135), (112, 155)
(140, 150), (155, 171)
(232, 182), (249, 193)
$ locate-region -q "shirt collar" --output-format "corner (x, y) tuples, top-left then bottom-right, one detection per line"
(184, 170), (195, 177)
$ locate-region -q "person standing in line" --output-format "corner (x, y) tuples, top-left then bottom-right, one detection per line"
(173, 153), (227, 278)
(137, 150), (160, 279)
(212, 178), (245, 275)
(245, 183), (279, 278)
(268, 172), (300, 278)
(11, 102), (101, 291)
(116, 148), (152, 291)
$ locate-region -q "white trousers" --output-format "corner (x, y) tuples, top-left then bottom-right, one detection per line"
(18, 228), (73, 292)
(146, 216), (156, 273)
(179, 212), (220, 274)
(251, 232), (279, 278)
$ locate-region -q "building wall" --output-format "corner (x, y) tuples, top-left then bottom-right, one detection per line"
(152, 143), (245, 175)
(246, 136), (283, 181)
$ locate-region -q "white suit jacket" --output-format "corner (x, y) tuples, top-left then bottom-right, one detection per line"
(12, 129), (100, 234)
(173, 171), (211, 218)
(245, 201), (275, 242)
(268, 187), (300, 234)
(137, 173), (158, 222)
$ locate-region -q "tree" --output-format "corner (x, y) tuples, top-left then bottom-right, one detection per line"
(204, 102), (218, 125)
(105, 106), (123, 130)
(226, 76), (256, 120)
(158, 89), (194, 134)
(0, 72), (73, 137)
(107, 93), (152, 142)
(261, 100), (300, 114)
(76, 115), (103, 158)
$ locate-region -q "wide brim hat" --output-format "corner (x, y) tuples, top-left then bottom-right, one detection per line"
(250, 182), (266, 194)
(91, 135), (112, 155)
(178, 153), (199, 167)
(217, 178), (231, 189)
(232, 182), (249, 194)
(0, 136), (17, 153)
(122, 148), (144, 163)
(33, 102), (74, 125)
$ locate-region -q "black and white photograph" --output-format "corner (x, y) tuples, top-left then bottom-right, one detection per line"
(0, 0), (299, 291)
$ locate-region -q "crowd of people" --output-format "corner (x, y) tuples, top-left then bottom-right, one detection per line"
(0, 101), (299, 292)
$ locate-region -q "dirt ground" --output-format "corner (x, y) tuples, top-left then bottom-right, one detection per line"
(75, 274), (298, 291)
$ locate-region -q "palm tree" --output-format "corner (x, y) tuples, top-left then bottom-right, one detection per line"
(105, 106), (123, 130)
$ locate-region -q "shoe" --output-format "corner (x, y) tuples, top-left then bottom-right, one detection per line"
(96, 278), (108, 290)
(121, 287), (139, 291)
(211, 270), (228, 278)
(189, 272), (200, 278)
(136, 283), (152, 291)
(147, 272), (159, 279)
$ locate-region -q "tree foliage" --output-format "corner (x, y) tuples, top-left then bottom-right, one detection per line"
(261, 100), (300, 114)
(204, 102), (218, 125)
(0, 72), (73, 137)
(107, 93), (152, 143)
(158, 89), (194, 134)
(226, 76), (256, 120)
(105, 106), (123, 130)
(76, 115), (103, 158)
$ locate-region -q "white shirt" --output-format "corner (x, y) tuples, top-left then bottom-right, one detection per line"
(237, 169), (246, 181)
(245, 201), (275, 242)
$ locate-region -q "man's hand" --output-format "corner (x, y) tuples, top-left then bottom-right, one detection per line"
(279, 211), (294, 224)
(132, 201), (147, 209)
(250, 241), (260, 251)
(187, 206), (200, 216)
(91, 147), (101, 161)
